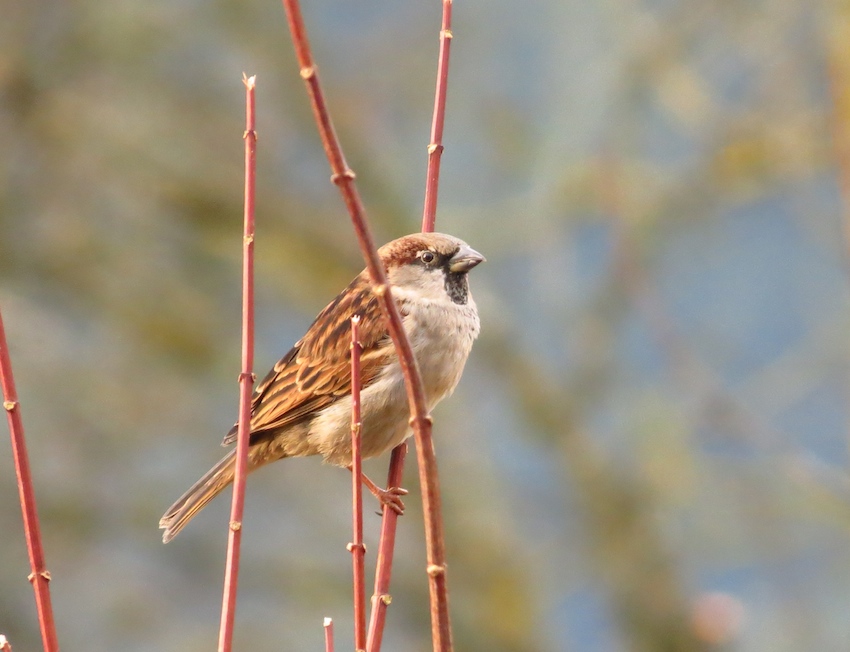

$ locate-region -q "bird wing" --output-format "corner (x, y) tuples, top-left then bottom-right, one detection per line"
(221, 273), (398, 446)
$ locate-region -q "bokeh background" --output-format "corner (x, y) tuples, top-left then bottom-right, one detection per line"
(3, 1), (850, 650)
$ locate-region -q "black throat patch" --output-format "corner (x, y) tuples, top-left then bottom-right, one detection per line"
(444, 272), (469, 305)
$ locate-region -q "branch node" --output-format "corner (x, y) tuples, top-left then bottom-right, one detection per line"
(347, 542), (367, 553)
(373, 283), (388, 297)
(330, 169), (356, 185)
(243, 234), (254, 245)
(441, 29), (453, 40)
(27, 570), (50, 583)
(229, 520), (242, 532)
(3, 400), (15, 411)
(427, 143), (442, 155)
(409, 414), (433, 427)
(426, 564), (446, 577)
(300, 66), (315, 80)
(380, 593), (392, 605)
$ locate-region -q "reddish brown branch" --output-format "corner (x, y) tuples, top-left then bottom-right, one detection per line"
(365, 442), (407, 652)
(422, 0), (454, 233)
(349, 317), (367, 651)
(323, 617), (335, 652)
(366, 6), (457, 622)
(0, 312), (59, 652)
(279, 2), (455, 651)
(217, 73), (257, 652)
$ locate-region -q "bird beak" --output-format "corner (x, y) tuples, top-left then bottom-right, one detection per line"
(449, 245), (485, 273)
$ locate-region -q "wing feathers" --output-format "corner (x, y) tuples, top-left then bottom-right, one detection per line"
(222, 273), (395, 446)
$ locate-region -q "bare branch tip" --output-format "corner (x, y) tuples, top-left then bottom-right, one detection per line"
(323, 617), (333, 627)
(242, 73), (257, 89)
(0, 634), (10, 652)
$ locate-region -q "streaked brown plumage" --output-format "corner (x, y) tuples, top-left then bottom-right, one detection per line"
(159, 233), (483, 543)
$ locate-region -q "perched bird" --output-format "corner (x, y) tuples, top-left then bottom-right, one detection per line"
(159, 232), (484, 543)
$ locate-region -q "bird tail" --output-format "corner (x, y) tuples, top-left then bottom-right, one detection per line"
(159, 450), (237, 543)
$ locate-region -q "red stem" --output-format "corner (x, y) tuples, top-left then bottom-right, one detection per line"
(0, 310), (59, 652)
(365, 442), (407, 652)
(280, 1), (455, 649)
(323, 617), (335, 652)
(421, 0), (454, 233)
(218, 73), (257, 652)
(371, 1), (454, 646)
(350, 317), (367, 651)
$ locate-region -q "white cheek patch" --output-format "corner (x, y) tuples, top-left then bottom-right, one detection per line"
(390, 268), (451, 304)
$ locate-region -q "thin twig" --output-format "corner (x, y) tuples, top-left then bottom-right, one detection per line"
(0, 310), (59, 652)
(350, 317), (367, 651)
(279, 2), (455, 650)
(365, 442), (407, 652)
(422, 0), (454, 233)
(369, 2), (454, 646)
(323, 617), (335, 652)
(218, 73), (257, 652)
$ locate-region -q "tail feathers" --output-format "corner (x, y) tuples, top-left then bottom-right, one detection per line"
(160, 450), (237, 543)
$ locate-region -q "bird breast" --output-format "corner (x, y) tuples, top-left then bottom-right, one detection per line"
(308, 288), (479, 466)
(401, 289), (480, 402)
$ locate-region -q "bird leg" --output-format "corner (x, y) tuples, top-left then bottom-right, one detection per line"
(347, 467), (408, 515)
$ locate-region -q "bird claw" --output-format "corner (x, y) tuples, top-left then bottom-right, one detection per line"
(371, 485), (408, 515)
(349, 467), (408, 516)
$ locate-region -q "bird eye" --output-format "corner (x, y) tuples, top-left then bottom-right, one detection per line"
(420, 251), (436, 264)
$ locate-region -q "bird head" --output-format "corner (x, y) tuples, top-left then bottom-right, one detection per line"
(378, 233), (485, 305)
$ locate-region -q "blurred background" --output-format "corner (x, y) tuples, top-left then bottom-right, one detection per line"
(3, 0), (850, 650)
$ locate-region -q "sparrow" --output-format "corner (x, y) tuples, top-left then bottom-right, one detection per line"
(159, 232), (483, 543)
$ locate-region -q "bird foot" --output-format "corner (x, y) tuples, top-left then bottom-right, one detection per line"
(369, 484), (408, 515)
(349, 467), (408, 515)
